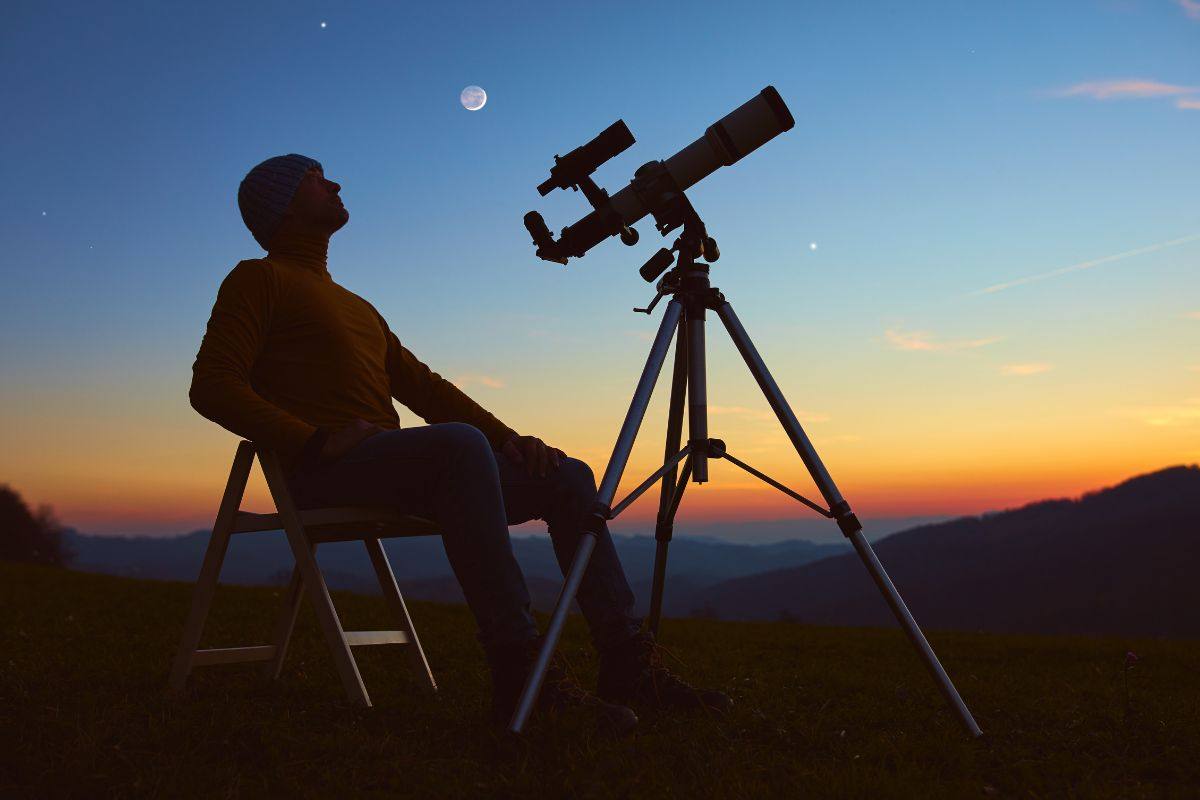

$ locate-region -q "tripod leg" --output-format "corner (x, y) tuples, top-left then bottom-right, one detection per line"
(715, 301), (983, 738)
(686, 304), (710, 482)
(509, 298), (686, 734)
(649, 317), (689, 636)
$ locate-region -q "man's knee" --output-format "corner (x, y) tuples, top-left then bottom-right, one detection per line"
(441, 422), (492, 459)
(555, 457), (598, 500)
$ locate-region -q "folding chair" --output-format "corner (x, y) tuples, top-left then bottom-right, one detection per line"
(168, 440), (439, 706)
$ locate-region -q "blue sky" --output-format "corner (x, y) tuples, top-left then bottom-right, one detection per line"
(1, 0), (1198, 537)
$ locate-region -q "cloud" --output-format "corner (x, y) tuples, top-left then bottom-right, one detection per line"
(709, 404), (830, 424)
(1120, 398), (1200, 427)
(449, 373), (506, 390)
(884, 329), (1002, 352)
(971, 233), (1200, 295)
(1185, 311), (1200, 320)
(1179, 98), (1200, 110)
(1177, 0), (1200, 19)
(1000, 363), (1053, 376)
(1050, 79), (1197, 100)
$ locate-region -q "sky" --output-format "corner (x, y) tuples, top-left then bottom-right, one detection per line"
(1, 0), (1197, 540)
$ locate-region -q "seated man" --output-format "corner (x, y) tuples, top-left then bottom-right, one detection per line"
(190, 153), (732, 734)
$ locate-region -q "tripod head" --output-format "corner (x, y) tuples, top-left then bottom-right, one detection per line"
(633, 210), (723, 315)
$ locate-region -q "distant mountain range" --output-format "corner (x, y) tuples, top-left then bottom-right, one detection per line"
(63, 526), (849, 618)
(60, 465), (1200, 637)
(703, 465), (1200, 637)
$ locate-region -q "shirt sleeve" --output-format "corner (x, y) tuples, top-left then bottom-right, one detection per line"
(189, 260), (318, 456)
(373, 308), (519, 450)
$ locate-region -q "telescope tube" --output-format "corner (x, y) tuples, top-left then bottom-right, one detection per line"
(609, 86), (795, 224)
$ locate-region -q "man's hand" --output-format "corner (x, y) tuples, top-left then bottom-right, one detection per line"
(501, 433), (564, 478)
(321, 418), (386, 463)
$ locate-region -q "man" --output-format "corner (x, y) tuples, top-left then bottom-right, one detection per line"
(190, 153), (733, 735)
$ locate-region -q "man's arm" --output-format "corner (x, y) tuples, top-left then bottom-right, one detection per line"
(189, 260), (322, 457)
(372, 308), (519, 450)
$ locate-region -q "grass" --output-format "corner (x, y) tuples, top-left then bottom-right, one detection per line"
(1, 560), (1197, 799)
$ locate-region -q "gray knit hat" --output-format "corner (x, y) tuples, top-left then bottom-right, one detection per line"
(237, 153), (323, 250)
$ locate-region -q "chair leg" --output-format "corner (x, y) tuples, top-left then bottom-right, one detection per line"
(258, 448), (371, 707)
(168, 441), (255, 694)
(265, 558), (307, 680)
(365, 538), (438, 692)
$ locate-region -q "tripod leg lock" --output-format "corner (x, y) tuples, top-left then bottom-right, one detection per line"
(581, 503), (612, 536)
(829, 500), (862, 538)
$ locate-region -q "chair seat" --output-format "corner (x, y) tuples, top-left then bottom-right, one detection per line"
(233, 508), (440, 543)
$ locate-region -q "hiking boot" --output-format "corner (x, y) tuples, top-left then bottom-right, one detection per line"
(486, 635), (639, 736)
(597, 630), (734, 714)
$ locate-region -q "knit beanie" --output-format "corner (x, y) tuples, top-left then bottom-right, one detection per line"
(237, 153), (323, 250)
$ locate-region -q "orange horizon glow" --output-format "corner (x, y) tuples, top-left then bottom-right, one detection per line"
(12, 437), (1190, 538)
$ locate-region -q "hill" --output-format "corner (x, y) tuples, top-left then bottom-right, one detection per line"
(1, 561), (1196, 798)
(704, 465), (1200, 637)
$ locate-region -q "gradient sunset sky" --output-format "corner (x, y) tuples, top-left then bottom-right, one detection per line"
(2, 1), (1198, 538)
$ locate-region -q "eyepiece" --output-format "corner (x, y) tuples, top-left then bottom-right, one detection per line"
(524, 210), (553, 247)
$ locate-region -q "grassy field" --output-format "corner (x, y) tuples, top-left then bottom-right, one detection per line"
(1, 560), (1197, 798)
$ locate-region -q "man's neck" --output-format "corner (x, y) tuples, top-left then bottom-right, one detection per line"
(267, 227), (331, 279)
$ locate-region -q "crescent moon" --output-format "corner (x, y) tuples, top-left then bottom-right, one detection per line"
(461, 85), (487, 111)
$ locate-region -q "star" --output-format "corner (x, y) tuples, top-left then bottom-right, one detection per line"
(320, 21), (327, 28)
(42, 211), (47, 216)
(809, 242), (817, 251)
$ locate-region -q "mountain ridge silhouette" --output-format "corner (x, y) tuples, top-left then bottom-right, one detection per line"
(702, 464), (1200, 636)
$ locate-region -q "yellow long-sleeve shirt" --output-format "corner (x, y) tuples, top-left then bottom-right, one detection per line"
(189, 241), (518, 474)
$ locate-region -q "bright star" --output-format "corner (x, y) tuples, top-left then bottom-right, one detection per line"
(809, 242), (817, 251)
(320, 21), (327, 28)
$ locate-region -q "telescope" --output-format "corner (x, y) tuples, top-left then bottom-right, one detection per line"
(508, 84), (985, 743)
(524, 86), (795, 266)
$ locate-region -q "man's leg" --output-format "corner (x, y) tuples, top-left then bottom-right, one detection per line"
(493, 451), (644, 654)
(490, 442), (734, 713)
(284, 422), (539, 652)
(285, 423), (640, 731)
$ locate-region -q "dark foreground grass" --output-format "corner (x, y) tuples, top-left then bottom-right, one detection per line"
(1, 561), (1197, 799)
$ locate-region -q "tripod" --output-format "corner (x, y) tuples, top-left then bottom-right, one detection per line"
(508, 217), (982, 739)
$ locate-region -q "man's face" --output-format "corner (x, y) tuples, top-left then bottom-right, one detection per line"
(280, 166), (349, 236)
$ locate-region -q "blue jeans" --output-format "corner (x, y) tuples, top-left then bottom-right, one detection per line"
(283, 422), (643, 656)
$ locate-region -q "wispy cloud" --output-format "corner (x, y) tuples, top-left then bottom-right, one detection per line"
(449, 373), (506, 390)
(1119, 398), (1200, 427)
(1000, 363), (1053, 376)
(1179, 98), (1200, 110)
(1177, 0), (1200, 20)
(971, 233), (1200, 295)
(1050, 79), (1197, 100)
(884, 329), (1002, 352)
(709, 404), (830, 424)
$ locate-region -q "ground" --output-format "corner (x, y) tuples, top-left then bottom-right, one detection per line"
(1, 561), (1196, 798)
